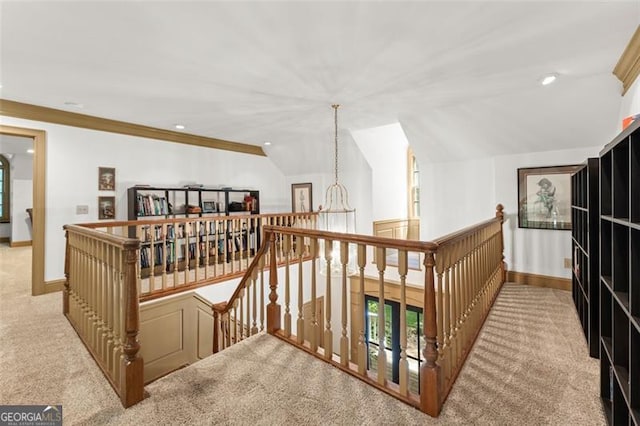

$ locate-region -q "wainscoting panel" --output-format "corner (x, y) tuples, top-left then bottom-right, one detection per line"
(139, 293), (196, 383)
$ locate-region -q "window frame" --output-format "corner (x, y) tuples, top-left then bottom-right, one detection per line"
(407, 147), (420, 219)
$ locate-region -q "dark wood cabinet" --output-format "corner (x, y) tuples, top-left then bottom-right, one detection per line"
(599, 118), (640, 425)
(571, 157), (600, 358)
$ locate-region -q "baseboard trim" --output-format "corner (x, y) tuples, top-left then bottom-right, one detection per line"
(0, 237), (9, 243)
(507, 271), (571, 291)
(10, 240), (32, 248)
(44, 278), (65, 293)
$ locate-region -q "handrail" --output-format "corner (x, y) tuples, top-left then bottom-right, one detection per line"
(64, 223), (140, 247)
(78, 211), (319, 229)
(432, 204), (504, 246)
(261, 225), (439, 251)
(213, 232), (271, 316)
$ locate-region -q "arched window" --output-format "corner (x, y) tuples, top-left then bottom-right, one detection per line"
(0, 154), (9, 222)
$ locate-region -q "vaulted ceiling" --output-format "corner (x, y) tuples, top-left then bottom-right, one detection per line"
(1, 1), (638, 174)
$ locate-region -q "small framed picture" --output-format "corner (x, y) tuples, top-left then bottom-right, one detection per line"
(98, 167), (116, 191)
(517, 164), (581, 230)
(98, 196), (115, 220)
(291, 183), (312, 213)
(202, 201), (218, 213)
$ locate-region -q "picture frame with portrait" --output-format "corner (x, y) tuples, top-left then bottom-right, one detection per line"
(98, 196), (115, 220)
(98, 167), (116, 191)
(291, 183), (312, 213)
(517, 164), (581, 230)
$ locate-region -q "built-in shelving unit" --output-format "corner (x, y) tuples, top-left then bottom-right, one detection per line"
(571, 157), (600, 358)
(599, 118), (640, 425)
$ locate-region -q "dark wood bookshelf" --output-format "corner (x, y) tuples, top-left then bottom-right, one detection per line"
(127, 186), (260, 220)
(571, 157), (600, 358)
(127, 185), (261, 277)
(599, 118), (640, 425)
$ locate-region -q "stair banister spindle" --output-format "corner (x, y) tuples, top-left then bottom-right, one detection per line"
(357, 244), (367, 375)
(259, 255), (265, 332)
(284, 234), (292, 338)
(266, 231), (281, 334)
(296, 233), (305, 344)
(161, 223), (168, 290)
(398, 249), (409, 396)
(376, 246), (387, 386)
(251, 267), (259, 335)
(324, 239), (333, 359)
(340, 241), (349, 367)
(310, 237), (318, 351)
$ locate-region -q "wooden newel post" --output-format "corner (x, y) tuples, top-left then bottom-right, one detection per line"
(267, 232), (281, 334)
(495, 203), (507, 283)
(120, 241), (144, 408)
(63, 228), (70, 315)
(420, 251), (441, 417)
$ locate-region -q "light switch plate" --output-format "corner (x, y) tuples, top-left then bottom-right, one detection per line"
(76, 205), (89, 215)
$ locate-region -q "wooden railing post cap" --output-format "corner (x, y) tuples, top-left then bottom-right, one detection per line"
(495, 204), (504, 220)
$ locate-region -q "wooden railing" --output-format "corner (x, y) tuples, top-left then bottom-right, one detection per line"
(212, 205), (506, 417)
(63, 224), (143, 407)
(63, 206), (504, 413)
(79, 212), (318, 302)
(63, 211), (316, 407)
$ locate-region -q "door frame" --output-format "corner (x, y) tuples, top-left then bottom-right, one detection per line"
(0, 125), (49, 295)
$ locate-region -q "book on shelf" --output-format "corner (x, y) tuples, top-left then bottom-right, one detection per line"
(136, 194), (169, 216)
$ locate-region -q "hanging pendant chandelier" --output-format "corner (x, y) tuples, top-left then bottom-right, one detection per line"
(319, 104), (357, 276)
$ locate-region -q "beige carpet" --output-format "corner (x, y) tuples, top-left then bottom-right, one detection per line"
(0, 244), (605, 425)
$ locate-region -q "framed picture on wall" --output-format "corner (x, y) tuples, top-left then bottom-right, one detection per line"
(98, 167), (116, 191)
(291, 183), (312, 213)
(98, 196), (115, 220)
(517, 164), (581, 230)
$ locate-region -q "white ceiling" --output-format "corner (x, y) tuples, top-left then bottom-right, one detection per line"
(1, 1), (638, 174)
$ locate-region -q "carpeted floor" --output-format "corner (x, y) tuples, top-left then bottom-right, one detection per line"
(0, 244), (605, 425)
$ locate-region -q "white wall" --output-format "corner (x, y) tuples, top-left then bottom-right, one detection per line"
(618, 77), (640, 129)
(10, 154), (34, 242)
(0, 116), (289, 281)
(494, 146), (601, 278)
(421, 157), (496, 241)
(418, 146), (602, 279)
(352, 123), (408, 222)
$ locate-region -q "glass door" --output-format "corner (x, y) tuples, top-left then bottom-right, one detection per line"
(365, 295), (424, 393)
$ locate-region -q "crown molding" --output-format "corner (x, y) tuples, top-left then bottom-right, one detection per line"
(613, 25), (640, 96)
(0, 99), (266, 157)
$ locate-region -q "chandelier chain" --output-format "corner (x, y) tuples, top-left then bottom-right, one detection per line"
(332, 104), (339, 183)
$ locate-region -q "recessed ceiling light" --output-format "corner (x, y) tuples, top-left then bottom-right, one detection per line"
(541, 74), (558, 86)
(264, 142), (271, 146)
(175, 124), (185, 130)
(64, 101), (84, 108)
(27, 149), (34, 154)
